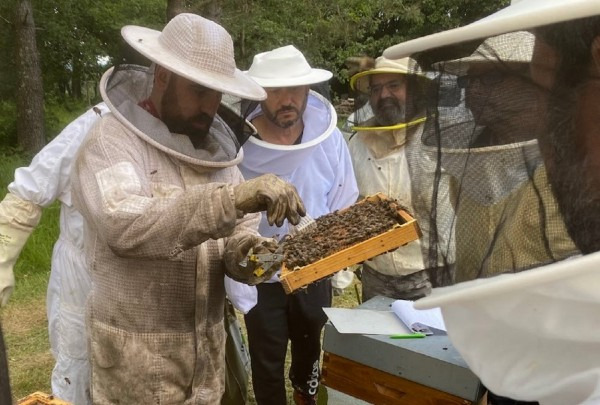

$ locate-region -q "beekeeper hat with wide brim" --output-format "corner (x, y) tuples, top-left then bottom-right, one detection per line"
(384, 0), (600, 60)
(121, 13), (266, 101)
(350, 56), (428, 94)
(245, 45), (332, 88)
(413, 251), (600, 403)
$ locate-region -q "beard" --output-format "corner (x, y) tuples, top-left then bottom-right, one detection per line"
(374, 97), (407, 126)
(161, 80), (214, 142)
(263, 94), (308, 129)
(544, 97), (600, 254)
(263, 105), (300, 128)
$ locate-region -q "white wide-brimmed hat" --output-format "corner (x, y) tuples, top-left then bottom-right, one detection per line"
(121, 13), (266, 101)
(384, 0), (600, 60)
(414, 252), (600, 404)
(246, 45), (332, 88)
(350, 56), (426, 93)
(439, 31), (535, 75)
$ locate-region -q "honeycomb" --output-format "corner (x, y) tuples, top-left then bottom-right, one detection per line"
(283, 198), (407, 269)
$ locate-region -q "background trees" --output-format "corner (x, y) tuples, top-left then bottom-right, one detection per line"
(0, 0), (508, 153)
(14, 0), (45, 153)
(1, 0), (166, 153)
(220, 0), (508, 94)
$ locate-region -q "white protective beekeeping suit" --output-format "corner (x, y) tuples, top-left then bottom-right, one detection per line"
(0, 100), (257, 404)
(413, 31), (578, 282)
(225, 90), (359, 313)
(0, 102), (108, 404)
(349, 121), (426, 275)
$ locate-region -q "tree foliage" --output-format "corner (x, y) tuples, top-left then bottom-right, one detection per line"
(219, 0), (509, 95)
(35, 0), (166, 100)
(0, 0), (509, 148)
(1, 1), (166, 103)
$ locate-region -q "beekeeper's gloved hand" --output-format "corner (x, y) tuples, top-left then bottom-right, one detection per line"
(224, 233), (280, 285)
(233, 174), (306, 227)
(0, 193), (41, 307)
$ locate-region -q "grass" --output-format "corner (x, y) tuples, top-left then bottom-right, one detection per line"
(0, 150), (362, 404)
(3, 299), (53, 401)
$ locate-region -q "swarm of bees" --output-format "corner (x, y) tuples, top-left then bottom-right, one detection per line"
(283, 198), (407, 270)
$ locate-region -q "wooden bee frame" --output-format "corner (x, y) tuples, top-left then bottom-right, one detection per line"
(18, 392), (71, 405)
(279, 193), (421, 294)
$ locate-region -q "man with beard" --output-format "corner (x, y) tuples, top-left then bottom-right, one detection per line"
(432, 31), (578, 286)
(458, 32), (538, 148)
(426, 30), (570, 405)
(382, 0), (600, 403)
(532, 19), (600, 256)
(226, 45), (358, 405)
(71, 14), (306, 404)
(0, 100), (256, 405)
(346, 56), (454, 301)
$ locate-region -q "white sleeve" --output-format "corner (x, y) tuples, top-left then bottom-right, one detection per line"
(8, 102), (108, 207)
(326, 128), (359, 212)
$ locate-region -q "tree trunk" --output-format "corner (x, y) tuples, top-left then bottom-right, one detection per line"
(72, 59), (82, 99)
(167, 0), (186, 22)
(14, 0), (45, 153)
(167, 0), (223, 23)
(198, 0), (222, 23)
(240, 0), (248, 60)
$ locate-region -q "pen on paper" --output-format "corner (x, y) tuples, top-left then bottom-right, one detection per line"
(389, 333), (426, 339)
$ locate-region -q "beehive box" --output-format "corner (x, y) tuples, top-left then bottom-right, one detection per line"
(18, 392), (71, 405)
(279, 193), (421, 294)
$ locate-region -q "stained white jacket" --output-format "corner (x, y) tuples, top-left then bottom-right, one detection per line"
(72, 65), (260, 404)
(348, 120), (455, 277)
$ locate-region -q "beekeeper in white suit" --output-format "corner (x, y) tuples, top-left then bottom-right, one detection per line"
(0, 102), (108, 404)
(226, 45), (358, 405)
(347, 56), (456, 300)
(384, 0), (600, 404)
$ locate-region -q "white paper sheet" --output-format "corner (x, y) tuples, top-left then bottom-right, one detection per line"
(391, 299), (446, 332)
(323, 307), (413, 335)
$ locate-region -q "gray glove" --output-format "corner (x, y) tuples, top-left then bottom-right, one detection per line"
(233, 174), (306, 227)
(224, 234), (280, 285)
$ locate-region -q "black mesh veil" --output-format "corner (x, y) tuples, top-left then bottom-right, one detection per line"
(217, 99), (257, 148)
(375, 12), (600, 404)
(403, 29), (583, 285)
(104, 63), (256, 159)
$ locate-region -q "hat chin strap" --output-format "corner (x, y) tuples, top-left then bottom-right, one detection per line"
(351, 116), (426, 132)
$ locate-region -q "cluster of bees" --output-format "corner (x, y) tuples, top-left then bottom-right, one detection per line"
(283, 198), (406, 270)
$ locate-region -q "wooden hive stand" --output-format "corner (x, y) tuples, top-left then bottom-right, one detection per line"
(322, 352), (484, 405)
